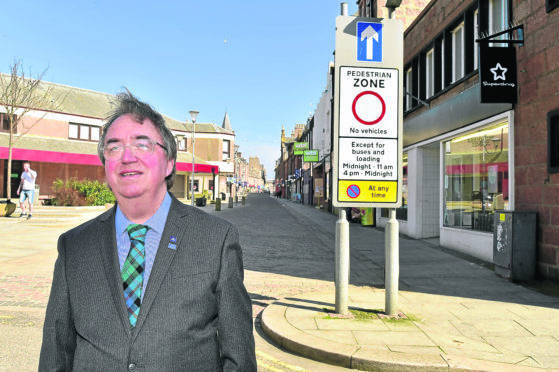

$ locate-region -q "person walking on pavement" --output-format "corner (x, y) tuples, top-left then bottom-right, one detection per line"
(17, 160), (37, 219)
(39, 91), (256, 371)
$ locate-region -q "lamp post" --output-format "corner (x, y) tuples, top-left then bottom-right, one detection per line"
(385, 0), (402, 19)
(189, 110), (199, 206)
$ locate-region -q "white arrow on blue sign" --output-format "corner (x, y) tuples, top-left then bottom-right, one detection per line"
(357, 22), (382, 62)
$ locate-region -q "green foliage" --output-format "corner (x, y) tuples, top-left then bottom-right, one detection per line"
(52, 178), (115, 206)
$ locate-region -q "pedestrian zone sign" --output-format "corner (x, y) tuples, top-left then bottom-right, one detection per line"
(333, 16), (403, 208)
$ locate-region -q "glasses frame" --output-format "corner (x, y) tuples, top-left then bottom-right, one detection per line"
(103, 138), (167, 161)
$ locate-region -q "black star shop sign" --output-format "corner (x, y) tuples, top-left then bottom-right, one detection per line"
(480, 45), (517, 104)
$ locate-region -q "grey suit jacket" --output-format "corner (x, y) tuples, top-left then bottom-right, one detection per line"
(39, 195), (256, 371)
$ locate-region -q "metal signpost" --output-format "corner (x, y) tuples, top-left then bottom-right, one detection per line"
(333, 16), (403, 315)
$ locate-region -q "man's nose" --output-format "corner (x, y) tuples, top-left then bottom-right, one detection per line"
(121, 145), (138, 162)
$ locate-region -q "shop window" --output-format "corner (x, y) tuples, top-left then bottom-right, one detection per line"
(548, 108), (559, 173)
(443, 122), (509, 232)
(381, 153), (408, 220)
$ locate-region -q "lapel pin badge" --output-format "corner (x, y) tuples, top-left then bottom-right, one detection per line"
(168, 235), (178, 250)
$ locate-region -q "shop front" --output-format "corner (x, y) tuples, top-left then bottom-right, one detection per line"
(378, 81), (513, 262)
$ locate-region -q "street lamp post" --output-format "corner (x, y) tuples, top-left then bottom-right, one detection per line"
(189, 110), (199, 206)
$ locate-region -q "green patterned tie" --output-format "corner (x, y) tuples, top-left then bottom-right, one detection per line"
(122, 224), (149, 328)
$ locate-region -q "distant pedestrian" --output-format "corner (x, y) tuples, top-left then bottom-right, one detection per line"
(17, 161), (37, 219)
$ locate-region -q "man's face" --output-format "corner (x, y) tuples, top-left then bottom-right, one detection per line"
(103, 114), (174, 204)
(23, 163), (30, 172)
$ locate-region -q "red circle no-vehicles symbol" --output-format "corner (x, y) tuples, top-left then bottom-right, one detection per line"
(352, 91), (386, 125)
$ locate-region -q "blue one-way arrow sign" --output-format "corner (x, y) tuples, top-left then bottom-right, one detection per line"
(357, 22), (382, 62)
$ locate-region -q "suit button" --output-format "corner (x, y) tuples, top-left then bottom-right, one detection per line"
(128, 363), (136, 371)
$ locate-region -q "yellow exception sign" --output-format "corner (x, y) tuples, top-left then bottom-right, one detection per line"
(338, 180), (398, 203)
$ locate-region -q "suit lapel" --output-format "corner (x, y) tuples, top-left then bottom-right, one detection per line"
(97, 206), (133, 338)
(132, 197), (189, 337)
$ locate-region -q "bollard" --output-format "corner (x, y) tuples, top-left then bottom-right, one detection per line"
(385, 208), (399, 316)
(228, 197), (233, 208)
(335, 208), (350, 315)
(242, 196), (245, 205)
(215, 198), (221, 211)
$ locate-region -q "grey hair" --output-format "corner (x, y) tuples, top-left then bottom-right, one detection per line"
(97, 89), (177, 190)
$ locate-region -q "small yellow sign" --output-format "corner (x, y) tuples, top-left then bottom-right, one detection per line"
(500, 213), (506, 221)
(338, 180), (398, 203)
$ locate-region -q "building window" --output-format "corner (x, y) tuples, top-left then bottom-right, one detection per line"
(223, 139), (231, 159)
(489, 0), (510, 46)
(0, 113), (16, 132)
(474, 9), (479, 70)
(452, 23), (465, 82)
(381, 153), (408, 220)
(548, 0), (559, 13)
(177, 137), (186, 151)
(548, 108), (559, 173)
(405, 67), (412, 110)
(443, 122), (509, 232)
(426, 48), (434, 98)
(441, 39), (445, 89)
(490, 0), (508, 34)
(69, 123), (100, 141)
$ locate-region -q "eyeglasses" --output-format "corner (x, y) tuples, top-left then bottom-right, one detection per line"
(103, 139), (167, 161)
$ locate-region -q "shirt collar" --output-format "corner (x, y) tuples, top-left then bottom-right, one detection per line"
(115, 192), (172, 235)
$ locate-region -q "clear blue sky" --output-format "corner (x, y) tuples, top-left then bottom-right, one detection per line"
(1, 1), (357, 179)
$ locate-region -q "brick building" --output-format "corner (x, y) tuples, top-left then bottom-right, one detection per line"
(0, 81), (237, 202)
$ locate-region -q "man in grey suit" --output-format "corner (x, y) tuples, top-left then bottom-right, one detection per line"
(39, 91), (256, 371)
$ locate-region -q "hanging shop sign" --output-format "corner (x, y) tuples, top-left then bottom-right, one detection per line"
(303, 149), (319, 162)
(294, 142), (309, 155)
(480, 46), (517, 104)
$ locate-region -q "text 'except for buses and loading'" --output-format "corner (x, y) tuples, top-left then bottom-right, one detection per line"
(338, 138), (397, 180)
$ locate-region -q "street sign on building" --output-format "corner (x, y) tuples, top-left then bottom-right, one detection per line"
(333, 16), (403, 208)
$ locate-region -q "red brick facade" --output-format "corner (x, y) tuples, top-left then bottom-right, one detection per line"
(515, 0), (559, 280)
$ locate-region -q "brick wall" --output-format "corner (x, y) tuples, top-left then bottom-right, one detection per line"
(515, 0), (559, 281)
(404, 0), (475, 61)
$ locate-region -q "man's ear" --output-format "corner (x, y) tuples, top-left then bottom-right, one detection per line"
(166, 159), (175, 177)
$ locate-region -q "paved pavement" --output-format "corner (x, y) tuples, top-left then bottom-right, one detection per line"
(246, 196), (559, 371)
(2, 194), (559, 371)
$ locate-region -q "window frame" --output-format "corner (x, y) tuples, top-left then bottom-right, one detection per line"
(0, 113), (16, 132)
(451, 22), (465, 83)
(69, 122), (101, 142)
(548, 0), (559, 13)
(425, 48), (435, 98)
(405, 67), (413, 111)
(223, 139), (231, 160)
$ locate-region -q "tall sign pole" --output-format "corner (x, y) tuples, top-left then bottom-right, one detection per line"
(334, 16), (403, 315)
